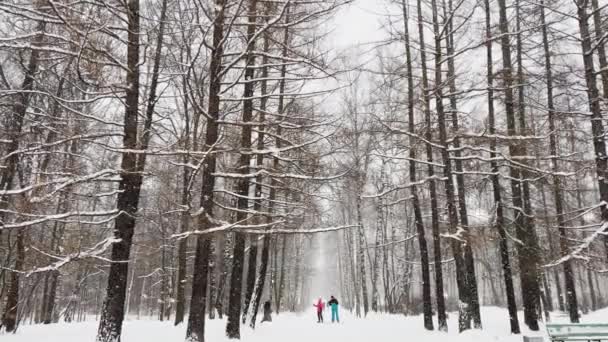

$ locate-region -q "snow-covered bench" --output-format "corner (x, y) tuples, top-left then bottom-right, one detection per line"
(546, 324), (608, 342)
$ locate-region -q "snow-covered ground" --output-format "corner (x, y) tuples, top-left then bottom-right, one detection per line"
(3, 307), (607, 342)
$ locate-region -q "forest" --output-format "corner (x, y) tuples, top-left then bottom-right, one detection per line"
(1, 0), (608, 341)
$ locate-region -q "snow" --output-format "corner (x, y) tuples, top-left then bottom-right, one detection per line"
(4, 307), (608, 342)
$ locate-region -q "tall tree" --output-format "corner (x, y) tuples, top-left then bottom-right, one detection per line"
(185, 0), (227, 341)
(573, 0), (608, 260)
(443, 0), (481, 328)
(539, 0), (579, 323)
(400, 0), (433, 329)
(416, 0), (447, 330)
(429, 0), (477, 331)
(0, 19), (43, 333)
(247, 3), (287, 327)
(226, 0), (259, 338)
(496, 0), (541, 330)
(483, 0), (520, 333)
(96, 0), (152, 337)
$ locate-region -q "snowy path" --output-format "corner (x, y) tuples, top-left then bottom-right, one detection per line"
(3, 307), (607, 342)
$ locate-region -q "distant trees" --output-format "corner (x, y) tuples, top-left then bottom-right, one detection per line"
(0, 0), (347, 339)
(330, 0), (608, 334)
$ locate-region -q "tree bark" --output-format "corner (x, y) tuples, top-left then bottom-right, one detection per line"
(226, 0), (258, 338)
(1, 229), (24, 332)
(400, 0), (433, 329)
(0, 21), (42, 331)
(574, 0), (608, 261)
(174, 170), (190, 325)
(496, 0), (541, 330)
(371, 199), (382, 312)
(248, 12), (282, 325)
(356, 187), (370, 316)
(430, 0), (475, 331)
(416, 0), (447, 330)
(184, 1), (226, 341)
(539, 0), (579, 323)
(175, 55), (194, 326)
(484, 0), (520, 333)
(242, 235), (258, 324)
(96, 0), (147, 338)
(275, 235), (287, 314)
(591, 0), (608, 101)
(344, 206), (361, 317)
(443, 0), (481, 328)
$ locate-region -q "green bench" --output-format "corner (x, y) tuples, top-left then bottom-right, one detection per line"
(546, 324), (608, 342)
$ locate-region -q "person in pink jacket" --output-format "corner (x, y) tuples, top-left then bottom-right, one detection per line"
(313, 297), (324, 323)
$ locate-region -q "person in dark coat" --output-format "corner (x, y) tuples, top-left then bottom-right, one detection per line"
(261, 301), (272, 323)
(328, 296), (339, 323)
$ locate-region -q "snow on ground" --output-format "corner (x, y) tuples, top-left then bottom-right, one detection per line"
(3, 307), (608, 342)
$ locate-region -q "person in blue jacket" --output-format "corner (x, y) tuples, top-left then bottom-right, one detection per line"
(328, 296), (339, 323)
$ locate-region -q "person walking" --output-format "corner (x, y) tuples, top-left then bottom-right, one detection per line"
(313, 297), (324, 323)
(328, 296), (339, 323)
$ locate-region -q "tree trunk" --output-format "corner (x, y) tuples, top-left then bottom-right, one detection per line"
(159, 220), (168, 322)
(586, 266), (597, 311)
(344, 205), (361, 317)
(175, 74), (193, 325)
(416, 0), (447, 330)
(539, 0), (579, 323)
(215, 234), (228, 319)
(42, 188), (70, 325)
(516, 0), (544, 328)
(538, 179), (560, 313)
(184, 1), (226, 341)
(226, 0), (258, 338)
(444, 0), (481, 328)
(242, 235), (258, 324)
(97, 0), (168, 333)
(0, 28), (43, 230)
(541, 176), (564, 312)
(400, 0), (433, 328)
(485, 0), (520, 333)
(430, 0), (474, 331)
(174, 175), (190, 325)
(271, 4), (292, 317)
(381, 201), (392, 312)
(42, 239), (61, 323)
(356, 191), (370, 316)
(541, 273), (554, 313)
(574, 0), (608, 260)
(591, 0), (608, 102)
(370, 200), (382, 312)
(247, 15), (282, 325)
(1, 230), (24, 332)
(248, 233), (270, 329)
(496, 0), (541, 330)
(275, 235), (287, 314)
(96, 0), (146, 339)
(0, 20), (42, 333)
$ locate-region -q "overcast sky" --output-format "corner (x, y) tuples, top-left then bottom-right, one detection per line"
(331, 0), (384, 49)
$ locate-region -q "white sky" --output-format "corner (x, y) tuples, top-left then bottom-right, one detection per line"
(309, 0), (388, 114)
(330, 0), (385, 49)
